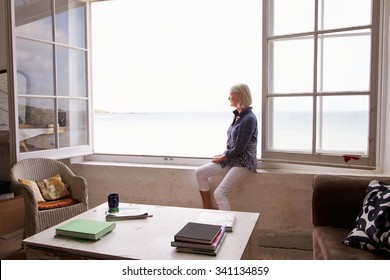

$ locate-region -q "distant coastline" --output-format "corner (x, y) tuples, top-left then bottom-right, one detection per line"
(93, 109), (111, 114)
(94, 110), (145, 115)
(93, 111), (367, 157)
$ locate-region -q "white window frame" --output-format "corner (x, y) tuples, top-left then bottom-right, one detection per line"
(6, 0), (93, 164)
(261, 0), (384, 169)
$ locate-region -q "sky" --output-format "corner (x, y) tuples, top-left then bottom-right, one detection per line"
(90, 0), (262, 113)
(90, 0), (371, 113)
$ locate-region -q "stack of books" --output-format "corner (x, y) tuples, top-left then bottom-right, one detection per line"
(171, 222), (226, 256)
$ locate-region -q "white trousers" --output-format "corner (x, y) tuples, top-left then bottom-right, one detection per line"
(195, 162), (251, 210)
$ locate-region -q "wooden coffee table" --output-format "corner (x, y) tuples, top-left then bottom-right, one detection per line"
(23, 203), (260, 260)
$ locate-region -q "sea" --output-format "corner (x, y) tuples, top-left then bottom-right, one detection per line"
(93, 112), (233, 158)
(93, 111), (368, 157)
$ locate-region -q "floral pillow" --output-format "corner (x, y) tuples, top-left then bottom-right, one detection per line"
(36, 173), (70, 201)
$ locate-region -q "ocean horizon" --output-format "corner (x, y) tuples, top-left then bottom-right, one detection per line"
(93, 111), (235, 157)
(93, 111), (368, 157)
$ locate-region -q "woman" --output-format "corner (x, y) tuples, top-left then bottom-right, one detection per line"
(195, 83), (258, 210)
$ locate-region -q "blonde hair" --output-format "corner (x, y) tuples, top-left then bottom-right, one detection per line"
(231, 83), (252, 108)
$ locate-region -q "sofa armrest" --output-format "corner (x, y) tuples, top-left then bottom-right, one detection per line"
(312, 175), (390, 228)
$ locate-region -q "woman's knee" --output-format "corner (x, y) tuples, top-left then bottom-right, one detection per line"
(195, 167), (209, 191)
(194, 168), (205, 185)
(213, 187), (227, 202)
(194, 167), (203, 180)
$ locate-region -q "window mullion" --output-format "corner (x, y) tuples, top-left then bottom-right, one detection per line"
(52, 0), (59, 149)
(313, 0), (319, 156)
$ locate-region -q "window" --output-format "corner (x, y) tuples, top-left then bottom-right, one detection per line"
(7, 0), (386, 169)
(262, 0), (381, 168)
(91, 0), (262, 159)
(9, 0), (91, 161)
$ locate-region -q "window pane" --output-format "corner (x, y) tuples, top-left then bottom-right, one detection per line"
(16, 73), (28, 125)
(316, 95), (368, 154)
(19, 97), (55, 152)
(318, 0), (371, 30)
(268, 97), (313, 151)
(15, 0), (53, 41)
(269, 37), (313, 93)
(58, 99), (88, 148)
(16, 38), (54, 96)
(317, 31), (371, 92)
(57, 46), (87, 97)
(55, 0), (86, 48)
(0, 72), (9, 127)
(269, 0), (314, 36)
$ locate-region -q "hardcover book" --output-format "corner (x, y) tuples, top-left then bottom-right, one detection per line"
(175, 230), (226, 256)
(171, 226), (226, 251)
(174, 222), (222, 244)
(55, 219), (116, 240)
(175, 237), (225, 256)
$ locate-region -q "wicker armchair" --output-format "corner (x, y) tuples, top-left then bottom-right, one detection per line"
(10, 158), (88, 239)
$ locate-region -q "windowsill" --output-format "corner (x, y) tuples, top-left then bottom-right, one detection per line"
(254, 163), (383, 176)
(74, 158), (196, 171)
(70, 154), (387, 177)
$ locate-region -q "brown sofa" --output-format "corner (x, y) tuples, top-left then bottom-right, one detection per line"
(312, 174), (390, 260)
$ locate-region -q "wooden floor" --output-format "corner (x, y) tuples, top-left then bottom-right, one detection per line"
(0, 229), (25, 260)
(1, 229), (313, 260)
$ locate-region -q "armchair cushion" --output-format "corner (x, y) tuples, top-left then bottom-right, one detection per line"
(343, 180), (390, 257)
(38, 198), (79, 210)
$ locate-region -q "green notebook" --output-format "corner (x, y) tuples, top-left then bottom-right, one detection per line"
(55, 219), (116, 240)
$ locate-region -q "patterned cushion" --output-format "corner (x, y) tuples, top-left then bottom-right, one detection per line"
(38, 198), (79, 210)
(19, 178), (46, 202)
(19, 173), (70, 201)
(343, 180), (390, 257)
(36, 173), (70, 201)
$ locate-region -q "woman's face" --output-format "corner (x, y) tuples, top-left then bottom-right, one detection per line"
(228, 91), (240, 108)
